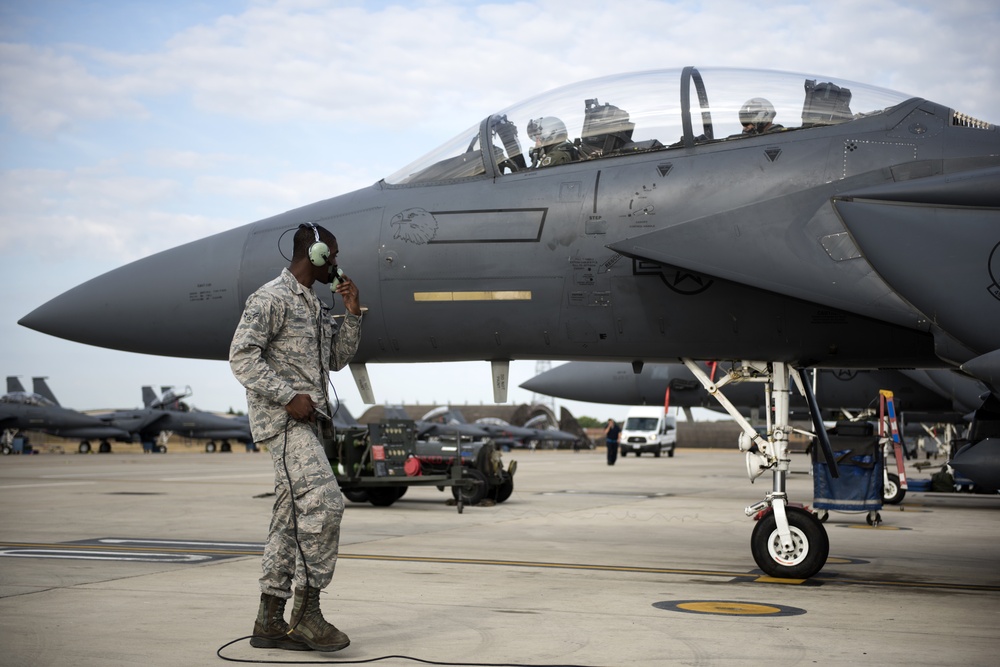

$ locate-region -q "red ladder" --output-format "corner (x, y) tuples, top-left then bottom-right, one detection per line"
(879, 390), (908, 489)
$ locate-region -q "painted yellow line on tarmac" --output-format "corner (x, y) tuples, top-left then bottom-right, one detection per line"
(338, 553), (1000, 592)
(753, 575), (808, 584)
(826, 557), (857, 564)
(2, 542), (998, 592)
(339, 552), (750, 579)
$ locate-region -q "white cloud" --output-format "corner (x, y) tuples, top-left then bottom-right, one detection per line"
(0, 43), (149, 135)
(144, 149), (237, 171)
(0, 163), (238, 261)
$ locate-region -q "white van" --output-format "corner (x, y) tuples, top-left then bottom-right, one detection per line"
(619, 407), (677, 457)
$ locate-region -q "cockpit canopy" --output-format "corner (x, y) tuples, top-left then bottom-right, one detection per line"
(385, 67), (917, 186)
(0, 392), (56, 407)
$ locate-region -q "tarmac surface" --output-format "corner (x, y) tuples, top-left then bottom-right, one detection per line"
(1, 447), (998, 666)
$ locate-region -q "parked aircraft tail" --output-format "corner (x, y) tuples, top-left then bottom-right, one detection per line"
(6, 376), (26, 394)
(32, 377), (60, 406)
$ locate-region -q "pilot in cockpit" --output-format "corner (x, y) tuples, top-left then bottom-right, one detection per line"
(739, 98), (784, 136)
(527, 116), (579, 168)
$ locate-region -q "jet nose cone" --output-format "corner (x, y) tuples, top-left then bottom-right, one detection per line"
(19, 226), (251, 360)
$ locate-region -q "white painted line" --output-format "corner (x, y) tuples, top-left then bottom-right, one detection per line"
(0, 549), (212, 562)
(98, 538), (263, 548)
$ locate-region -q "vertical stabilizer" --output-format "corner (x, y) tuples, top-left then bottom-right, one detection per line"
(6, 376), (26, 394)
(32, 377), (60, 406)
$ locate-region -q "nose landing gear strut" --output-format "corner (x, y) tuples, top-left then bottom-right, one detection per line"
(682, 359), (836, 579)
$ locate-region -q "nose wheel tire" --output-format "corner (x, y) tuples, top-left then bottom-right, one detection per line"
(751, 505), (829, 579)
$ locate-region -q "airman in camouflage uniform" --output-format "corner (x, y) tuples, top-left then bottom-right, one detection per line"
(230, 223), (362, 653)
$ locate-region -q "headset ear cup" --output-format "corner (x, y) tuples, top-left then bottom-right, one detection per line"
(308, 241), (330, 266)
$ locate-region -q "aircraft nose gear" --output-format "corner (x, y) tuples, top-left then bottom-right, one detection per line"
(751, 505), (829, 576)
(682, 359), (836, 579)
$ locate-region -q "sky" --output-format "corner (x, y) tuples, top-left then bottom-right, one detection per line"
(2, 0), (998, 422)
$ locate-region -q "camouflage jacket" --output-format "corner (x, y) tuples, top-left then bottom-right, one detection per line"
(229, 268), (362, 442)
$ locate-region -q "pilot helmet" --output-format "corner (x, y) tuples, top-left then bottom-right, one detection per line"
(527, 116), (568, 146)
(739, 98), (776, 131)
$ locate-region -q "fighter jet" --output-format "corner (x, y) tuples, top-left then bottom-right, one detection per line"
(421, 406), (581, 449)
(520, 361), (979, 420)
(1, 377), (131, 452)
(19, 67), (1000, 577)
(388, 406), (494, 441)
(522, 361), (996, 493)
(16, 379), (252, 453)
(92, 385), (253, 453)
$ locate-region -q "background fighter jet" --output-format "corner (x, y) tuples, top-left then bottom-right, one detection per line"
(521, 361), (980, 420)
(11, 379), (254, 454)
(523, 361), (999, 490)
(90, 385), (253, 454)
(387, 406), (494, 442)
(1, 377), (131, 453)
(379, 404), (579, 447)
(419, 406), (581, 449)
(18, 67), (999, 577)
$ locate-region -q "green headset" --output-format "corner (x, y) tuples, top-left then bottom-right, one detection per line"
(302, 222), (330, 267)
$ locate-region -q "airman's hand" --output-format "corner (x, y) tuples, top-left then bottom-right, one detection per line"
(285, 393), (316, 421)
(335, 275), (361, 316)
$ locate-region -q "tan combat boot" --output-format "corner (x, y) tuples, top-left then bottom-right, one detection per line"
(287, 586), (351, 652)
(250, 592), (310, 651)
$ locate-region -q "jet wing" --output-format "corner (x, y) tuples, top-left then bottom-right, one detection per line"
(833, 166), (1000, 358)
(97, 409), (172, 437)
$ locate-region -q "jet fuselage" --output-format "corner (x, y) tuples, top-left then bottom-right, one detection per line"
(20, 68), (999, 377)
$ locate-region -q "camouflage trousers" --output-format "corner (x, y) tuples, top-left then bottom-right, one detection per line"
(259, 420), (344, 598)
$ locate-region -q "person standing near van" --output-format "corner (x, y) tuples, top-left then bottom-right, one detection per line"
(604, 419), (621, 466)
